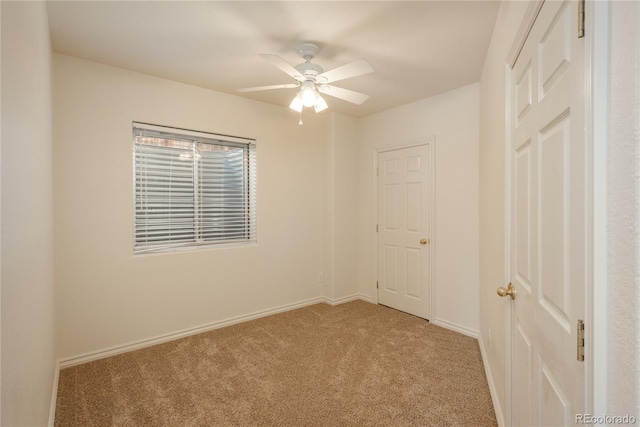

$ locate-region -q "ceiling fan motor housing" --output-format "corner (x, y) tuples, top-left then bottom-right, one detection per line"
(297, 42), (320, 60)
(295, 62), (324, 81)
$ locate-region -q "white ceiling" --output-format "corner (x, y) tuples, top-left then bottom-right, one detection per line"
(47, 1), (500, 118)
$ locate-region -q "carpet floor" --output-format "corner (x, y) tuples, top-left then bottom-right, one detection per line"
(55, 301), (497, 426)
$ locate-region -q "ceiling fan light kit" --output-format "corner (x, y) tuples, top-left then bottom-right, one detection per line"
(238, 42), (374, 123)
(289, 94), (303, 113)
(314, 94), (328, 113)
(300, 81), (317, 107)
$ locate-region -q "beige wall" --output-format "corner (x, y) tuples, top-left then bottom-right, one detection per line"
(326, 114), (360, 301)
(53, 53), (481, 363)
(477, 1), (529, 423)
(1, 1), (56, 425)
(357, 83), (480, 336)
(607, 0), (640, 417)
(53, 54), (329, 360)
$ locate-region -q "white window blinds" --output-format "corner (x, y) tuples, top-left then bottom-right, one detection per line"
(133, 123), (256, 253)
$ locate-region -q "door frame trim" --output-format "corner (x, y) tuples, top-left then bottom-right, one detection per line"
(586, 0), (609, 415)
(372, 138), (436, 321)
(504, 0), (600, 423)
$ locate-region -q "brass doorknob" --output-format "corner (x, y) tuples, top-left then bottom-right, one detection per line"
(497, 283), (515, 300)
(420, 238), (428, 245)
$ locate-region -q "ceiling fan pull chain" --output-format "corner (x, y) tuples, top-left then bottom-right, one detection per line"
(298, 110), (303, 126)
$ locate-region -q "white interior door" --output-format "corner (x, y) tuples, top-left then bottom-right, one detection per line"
(377, 145), (431, 319)
(507, 0), (587, 425)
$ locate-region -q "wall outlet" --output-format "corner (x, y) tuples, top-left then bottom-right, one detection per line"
(317, 272), (324, 283)
(488, 328), (493, 349)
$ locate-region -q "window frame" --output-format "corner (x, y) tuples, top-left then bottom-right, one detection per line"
(132, 122), (257, 254)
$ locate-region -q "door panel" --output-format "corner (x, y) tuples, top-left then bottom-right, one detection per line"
(378, 145), (431, 319)
(540, 358), (571, 426)
(406, 247), (421, 299)
(515, 140), (532, 290)
(509, 0), (586, 425)
(383, 245), (398, 292)
(513, 321), (533, 427)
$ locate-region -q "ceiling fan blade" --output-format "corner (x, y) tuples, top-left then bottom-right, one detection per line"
(238, 83), (299, 93)
(318, 85), (370, 105)
(259, 54), (305, 82)
(316, 59), (374, 84)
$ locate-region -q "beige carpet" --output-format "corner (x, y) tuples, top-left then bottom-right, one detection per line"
(55, 301), (497, 426)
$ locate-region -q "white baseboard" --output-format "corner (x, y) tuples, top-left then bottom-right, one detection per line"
(478, 334), (505, 427)
(48, 360), (60, 427)
(323, 293), (373, 306)
(431, 318), (479, 338)
(59, 296), (327, 368)
(59, 294), (376, 370)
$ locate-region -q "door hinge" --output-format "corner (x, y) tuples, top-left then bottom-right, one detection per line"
(578, 0), (585, 38)
(376, 281), (379, 290)
(376, 224), (379, 232)
(577, 319), (585, 362)
(376, 167), (379, 176)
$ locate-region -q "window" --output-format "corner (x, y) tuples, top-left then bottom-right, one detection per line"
(133, 123), (256, 254)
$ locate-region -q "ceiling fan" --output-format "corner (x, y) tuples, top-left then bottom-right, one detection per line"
(238, 42), (374, 115)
